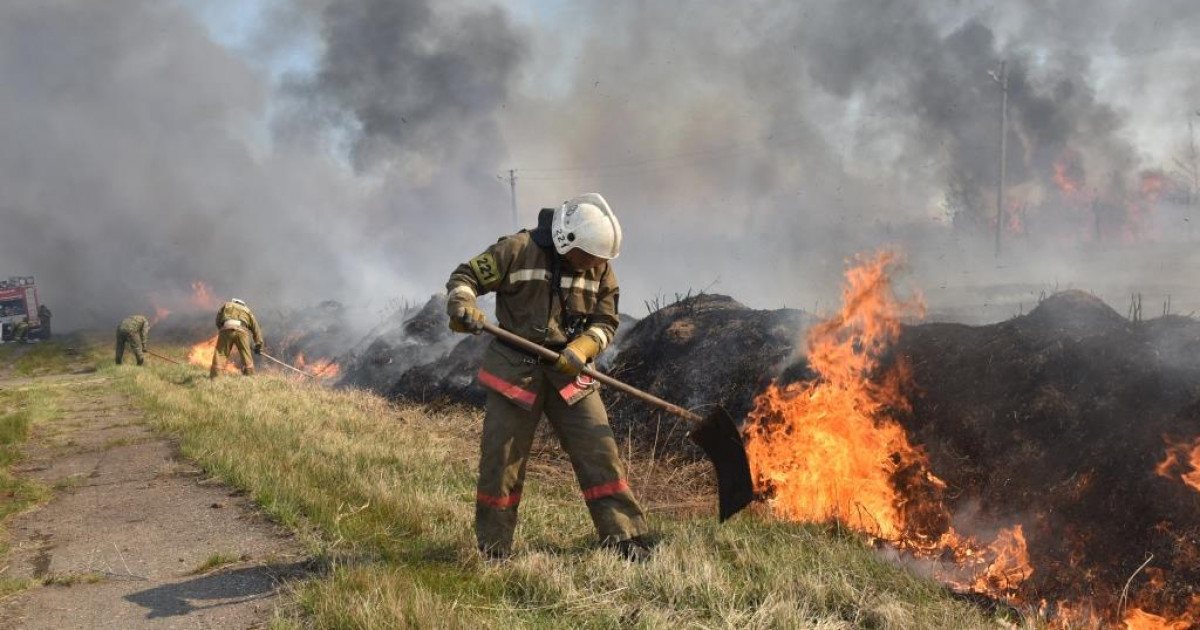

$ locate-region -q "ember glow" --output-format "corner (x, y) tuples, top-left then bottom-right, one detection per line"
(1157, 437), (1200, 494)
(1122, 608), (1194, 630)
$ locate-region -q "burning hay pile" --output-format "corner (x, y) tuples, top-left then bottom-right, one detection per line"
(887, 290), (1200, 626)
(741, 254), (1200, 628)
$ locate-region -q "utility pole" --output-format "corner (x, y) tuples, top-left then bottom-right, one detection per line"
(506, 168), (518, 231)
(991, 60), (1009, 259)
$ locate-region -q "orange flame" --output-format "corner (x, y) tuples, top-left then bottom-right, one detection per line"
(1141, 172), (1165, 201)
(189, 281), (219, 310)
(744, 251), (1036, 603)
(743, 251), (935, 542)
(1053, 154), (1084, 197)
(187, 334), (240, 373)
(152, 306), (171, 325)
(976, 525), (1033, 593)
(295, 352), (340, 379)
(1123, 608), (1193, 630)
(1157, 437), (1200, 493)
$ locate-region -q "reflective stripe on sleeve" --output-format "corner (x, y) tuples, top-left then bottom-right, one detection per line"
(584, 326), (609, 349)
(582, 479), (630, 501)
(509, 268), (549, 283)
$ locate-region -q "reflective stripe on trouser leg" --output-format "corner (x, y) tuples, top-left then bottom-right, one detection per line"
(476, 389), (542, 554)
(543, 388), (647, 543)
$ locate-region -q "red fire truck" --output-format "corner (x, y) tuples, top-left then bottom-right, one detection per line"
(0, 276), (43, 341)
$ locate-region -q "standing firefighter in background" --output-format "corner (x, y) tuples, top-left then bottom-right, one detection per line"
(115, 314), (150, 365)
(210, 298), (263, 377)
(37, 304), (51, 338)
(446, 193), (651, 561)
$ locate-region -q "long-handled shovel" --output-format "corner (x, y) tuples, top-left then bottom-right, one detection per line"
(259, 351), (319, 379)
(480, 321), (754, 522)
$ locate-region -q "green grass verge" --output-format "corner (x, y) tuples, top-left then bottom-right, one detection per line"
(0, 344), (69, 599)
(0, 387), (58, 523)
(6, 342), (75, 377)
(111, 353), (1023, 630)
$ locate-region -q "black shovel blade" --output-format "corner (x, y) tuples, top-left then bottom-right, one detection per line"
(688, 406), (755, 522)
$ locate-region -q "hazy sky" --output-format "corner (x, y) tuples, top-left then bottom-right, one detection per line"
(3, 0), (1198, 329)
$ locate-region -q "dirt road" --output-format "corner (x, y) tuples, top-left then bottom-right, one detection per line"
(0, 346), (307, 629)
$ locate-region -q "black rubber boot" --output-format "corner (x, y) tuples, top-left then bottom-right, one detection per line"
(613, 536), (653, 563)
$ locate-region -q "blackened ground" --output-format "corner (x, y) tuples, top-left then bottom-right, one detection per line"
(886, 290), (1200, 617)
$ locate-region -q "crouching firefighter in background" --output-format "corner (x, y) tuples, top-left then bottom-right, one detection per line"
(446, 193), (651, 562)
(115, 314), (151, 365)
(210, 298), (263, 377)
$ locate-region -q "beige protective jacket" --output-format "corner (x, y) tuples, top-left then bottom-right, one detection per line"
(214, 302), (264, 348)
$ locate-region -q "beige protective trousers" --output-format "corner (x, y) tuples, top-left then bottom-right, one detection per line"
(210, 328), (254, 377)
(476, 385), (647, 555)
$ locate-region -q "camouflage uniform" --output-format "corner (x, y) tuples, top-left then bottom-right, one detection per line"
(37, 305), (51, 338)
(446, 226), (646, 555)
(210, 301), (263, 377)
(115, 315), (150, 365)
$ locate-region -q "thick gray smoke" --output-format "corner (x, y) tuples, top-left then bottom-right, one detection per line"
(1, 0), (1197, 331)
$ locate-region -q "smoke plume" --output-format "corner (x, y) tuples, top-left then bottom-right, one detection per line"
(0, 0), (1197, 329)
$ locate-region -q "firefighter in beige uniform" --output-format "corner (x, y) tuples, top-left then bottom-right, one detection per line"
(210, 299), (263, 377)
(446, 193), (650, 560)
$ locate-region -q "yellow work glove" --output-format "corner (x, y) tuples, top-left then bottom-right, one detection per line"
(554, 334), (601, 376)
(449, 304), (486, 334)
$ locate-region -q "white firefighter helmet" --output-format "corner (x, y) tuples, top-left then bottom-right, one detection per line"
(231, 298), (246, 306)
(552, 193), (622, 259)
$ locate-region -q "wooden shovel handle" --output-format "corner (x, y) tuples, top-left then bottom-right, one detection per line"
(479, 321), (703, 423)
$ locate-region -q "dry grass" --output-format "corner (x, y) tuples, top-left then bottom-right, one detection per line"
(107, 348), (1023, 630)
